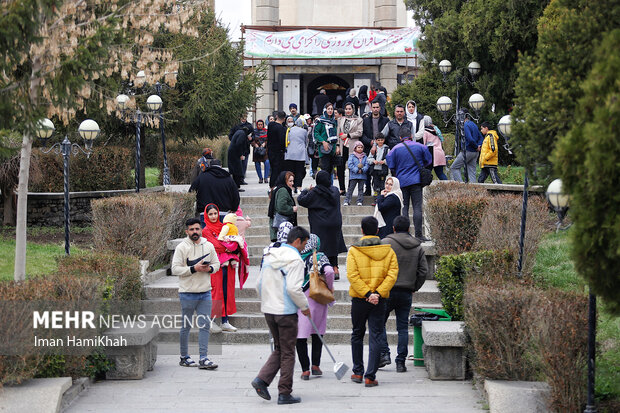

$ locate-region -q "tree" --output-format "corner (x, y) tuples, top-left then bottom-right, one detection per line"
(402, 0), (549, 116)
(0, 0), (212, 281)
(511, 0), (620, 183)
(0, 130), (23, 225)
(553, 29), (620, 314)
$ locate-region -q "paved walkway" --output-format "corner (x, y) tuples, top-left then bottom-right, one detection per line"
(66, 344), (483, 412)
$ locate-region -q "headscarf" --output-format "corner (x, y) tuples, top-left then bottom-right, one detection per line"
(313, 170), (339, 205)
(358, 85), (369, 101)
(277, 221), (294, 243)
(352, 140), (365, 161)
(300, 234), (331, 289)
(202, 203), (226, 253)
(406, 100), (418, 125)
(374, 176), (404, 228)
(317, 104), (337, 142)
(267, 171), (294, 218)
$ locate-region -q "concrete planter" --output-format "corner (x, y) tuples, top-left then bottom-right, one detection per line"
(484, 380), (551, 413)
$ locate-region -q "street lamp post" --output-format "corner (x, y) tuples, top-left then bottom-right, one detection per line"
(37, 118), (100, 255)
(546, 178), (570, 232)
(153, 82), (170, 185)
(436, 60), (484, 183)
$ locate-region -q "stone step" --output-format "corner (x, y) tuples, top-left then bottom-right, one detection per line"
(143, 295), (442, 317)
(145, 281), (440, 303)
(236, 204), (377, 217)
(244, 222), (369, 235)
(238, 195), (379, 208)
(157, 327), (401, 345)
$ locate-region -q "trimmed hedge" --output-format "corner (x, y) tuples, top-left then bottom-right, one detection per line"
(29, 146), (133, 192)
(91, 192), (194, 267)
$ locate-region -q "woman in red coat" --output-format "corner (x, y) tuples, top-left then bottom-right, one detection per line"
(201, 203), (249, 332)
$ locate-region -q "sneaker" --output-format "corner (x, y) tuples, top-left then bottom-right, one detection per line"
(356, 201), (363, 206)
(350, 374), (363, 383)
(199, 358), (218, 370)
(371, 202), (376, 207)
(251, 377), (271, 401)
(277, 394), (301, 405)
(179, 356), (198, 367)
(396, 361), (407, 373)
(364, 378), (378, 387)
(343, 202), (349, 206)
(221, 322), (237, 332)
(259, 178), (263, 184)
(378, 353), (391, 368)
(300, 371), (310, 380)
(210, 322), (222, 334)
(417, 236), (431, 242)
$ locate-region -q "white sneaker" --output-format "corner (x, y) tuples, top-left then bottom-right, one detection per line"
(343, 202), (349, 206)
(357, 202), (363, 206)
(221, 322), (238, 332)
(210, 322), (222, 334)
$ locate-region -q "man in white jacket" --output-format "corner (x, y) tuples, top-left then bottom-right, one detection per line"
(252, 226), (311, 405)
(172, 218), (220, 370)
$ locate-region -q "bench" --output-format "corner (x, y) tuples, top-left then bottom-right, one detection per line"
(103, 325), (159, 380)
(422, 321), (467, 380)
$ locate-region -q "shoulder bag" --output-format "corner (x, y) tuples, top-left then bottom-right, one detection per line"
(403, 142), (433, 187)
(308, 251), (335, 305)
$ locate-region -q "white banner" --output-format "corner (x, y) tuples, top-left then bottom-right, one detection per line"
(244, 28), (420, 59)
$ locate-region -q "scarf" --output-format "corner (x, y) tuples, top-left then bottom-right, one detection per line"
(317, 105), (338, 142)
(352, 142), (365, 161)
(313, 170), (339, 205)
(374, 176), (404, 228)
(300, 234), (331, 290)
(406, 100), (418, 125)
(202, 203), (226, 253)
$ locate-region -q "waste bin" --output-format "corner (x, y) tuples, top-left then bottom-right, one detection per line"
(409, 308), (451, 366)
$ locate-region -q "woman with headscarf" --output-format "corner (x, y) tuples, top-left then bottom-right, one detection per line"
(313, 103), (339, 186)
(252, 120), (269, 184)
(297, 170), (347, 280)
(267, 171), (297, 242)
(296, 234), (335, 380)
(284, 117), (308, 192)
(344, 88), (360, 116)
(358, 85), (369, 116)
(422, 115), (448, 180)
(374, 176), (404, 239)
(228, 125), (253, 189)
(202, 203), (250, 333)
(406, 100), (425, 143)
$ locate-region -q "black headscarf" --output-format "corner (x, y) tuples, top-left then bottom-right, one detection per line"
(358, 85), (368, 101)
(313, 170), (338, 205)
(267, 170), (294, 218)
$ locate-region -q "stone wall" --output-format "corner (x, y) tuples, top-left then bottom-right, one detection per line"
(0, 187), (164, 227)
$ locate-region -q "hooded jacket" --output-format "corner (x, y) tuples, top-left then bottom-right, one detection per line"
(257, 243), (309, 315)
(479, 129), (500, 168)
(346, 235), (398, 299)
(189, 165), (240, 214)
(381, 232), (428, 292)
(172, 237), (220, 293)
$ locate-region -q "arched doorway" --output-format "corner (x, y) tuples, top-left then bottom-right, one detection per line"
(306, 75), (350, 115)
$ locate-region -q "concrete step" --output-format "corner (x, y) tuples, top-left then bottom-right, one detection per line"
(157, 327), (401, 345)
(244, 223), (368, 235)
(236, 204), (377, 217)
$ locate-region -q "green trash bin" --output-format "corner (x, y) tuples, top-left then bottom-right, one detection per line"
(410, 308), (451, 366)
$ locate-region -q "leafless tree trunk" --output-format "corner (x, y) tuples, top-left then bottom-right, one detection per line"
(14, 132), (32, 281)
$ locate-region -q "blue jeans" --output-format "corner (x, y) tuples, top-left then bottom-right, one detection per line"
(255, 160), (270, 181)
(434, 165), (448, 180)
(179, 291), (212, 358)
(351, 297), (386, 380)
(381, 288), (413, 363)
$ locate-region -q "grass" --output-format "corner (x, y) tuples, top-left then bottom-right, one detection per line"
(0, 239), (87, 282)
(532, 228), (620, 405)
(129, 167), (160, 188)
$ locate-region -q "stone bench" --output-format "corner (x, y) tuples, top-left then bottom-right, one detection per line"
(422, 321), (467, 380)
(103, 325), (159, 380)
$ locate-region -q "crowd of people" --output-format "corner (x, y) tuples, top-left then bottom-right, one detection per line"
(178, 83), (503, 403)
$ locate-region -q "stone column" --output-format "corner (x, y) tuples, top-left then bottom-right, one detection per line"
(251, 0), (279, 121)
(375, 0), (398, 94)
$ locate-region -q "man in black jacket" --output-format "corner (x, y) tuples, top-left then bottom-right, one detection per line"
(267, 111), (287, 188)
(379, 216), (428, 373)
(362, 101), (390, 194)
(228, 114), (254, 184)
(190, 160), (240, 220)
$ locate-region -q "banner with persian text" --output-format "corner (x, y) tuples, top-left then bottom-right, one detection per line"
(244, 27), (420, 59)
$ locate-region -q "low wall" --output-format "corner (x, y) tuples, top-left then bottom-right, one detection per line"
(0, 187), (164, 227)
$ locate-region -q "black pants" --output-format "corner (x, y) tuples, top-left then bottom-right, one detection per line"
(296, 335), (323, 372)
(478, 166), (502, 184)
(319, 155), (337, 186)
(269, 155), (282, 187)
(232, 174), (243, 188)
(336, 146), (349, 192)
(351, 297), (386, 381)
(371, 170), (387, 194)
(401, 183), (424, 238)
(284, 160), (306, 188)
(311, 156), (319, 177)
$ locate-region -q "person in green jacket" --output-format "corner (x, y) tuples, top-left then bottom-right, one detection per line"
(268, 171), (298, 241)
(313, 103), (339, 185)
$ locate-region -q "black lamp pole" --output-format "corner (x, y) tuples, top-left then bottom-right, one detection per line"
(155, 82), (170, 185)
(135, 111), (142, 193)
(584, 292), (597, 413)
(516, 171), (529, 278)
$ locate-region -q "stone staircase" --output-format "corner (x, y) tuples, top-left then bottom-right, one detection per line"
(148, 170), (443, 346)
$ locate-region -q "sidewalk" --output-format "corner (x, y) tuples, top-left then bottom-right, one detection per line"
(66, 343), (484, 412)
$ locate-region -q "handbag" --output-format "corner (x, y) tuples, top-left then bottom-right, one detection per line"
(403, 142), (433, 187)
(254, 146), (266, 157)
(271, 212), (289, 228)
(308, 251), (335, 305)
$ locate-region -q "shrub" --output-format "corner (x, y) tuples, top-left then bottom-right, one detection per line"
(425, 182), (490, 255)
(30, 146), (133, 192)
(161, 136), (230, 184)
(165, 152), (197, 184)
(435, 250), (515, 321)
(91, 192), (194, 267)
(474, 194), (553, 276)
(464, 284), (542, 381)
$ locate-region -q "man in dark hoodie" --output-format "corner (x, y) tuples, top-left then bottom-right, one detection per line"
(190, 159), (240, 219)
(379, 216), (428, 372)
